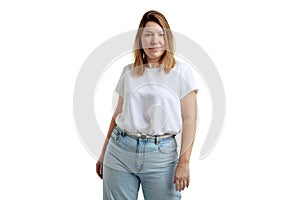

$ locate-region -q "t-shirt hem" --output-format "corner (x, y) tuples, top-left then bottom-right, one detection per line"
(180, 87), (199, 100)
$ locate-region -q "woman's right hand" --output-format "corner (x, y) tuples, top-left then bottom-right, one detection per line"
(96, 154), (105, 179)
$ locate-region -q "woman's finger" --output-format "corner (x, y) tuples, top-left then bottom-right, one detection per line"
(96, 161), (103, 178)
(187, 177), (190, 188)
(182, 179), (188, 190)
(99, 163), (103, 179)
(96, 163), (99, 175)
(179, 180), (184, 191)
(174, 179), (180, 191)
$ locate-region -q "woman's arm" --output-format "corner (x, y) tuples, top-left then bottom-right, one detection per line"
(99, 95), (123, 159)
(96, 95), (124, 179)
(174, 91), (197, 191)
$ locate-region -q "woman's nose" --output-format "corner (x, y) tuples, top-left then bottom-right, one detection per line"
(151, 34), (159, 44)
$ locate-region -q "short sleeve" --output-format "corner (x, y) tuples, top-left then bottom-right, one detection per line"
(115, 66), (127, 97)
(179, 63), (199, 99)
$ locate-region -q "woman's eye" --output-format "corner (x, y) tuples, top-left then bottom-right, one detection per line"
(144, 33), (151, 37)
(159, 33), (164, 37)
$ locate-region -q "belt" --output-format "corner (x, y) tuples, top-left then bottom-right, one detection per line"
(125, 131), (175, 139)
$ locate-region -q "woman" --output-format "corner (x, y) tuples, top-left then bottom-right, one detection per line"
(96, 10), (198, 200)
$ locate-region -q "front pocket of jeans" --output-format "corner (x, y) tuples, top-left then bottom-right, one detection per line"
(110, 127), (121, 142)
(158, 138), (177, 153)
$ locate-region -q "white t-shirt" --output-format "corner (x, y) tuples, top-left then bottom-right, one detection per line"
(115, 61), (198, 136)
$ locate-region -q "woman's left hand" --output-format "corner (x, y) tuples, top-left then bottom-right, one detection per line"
(174, 161), (190, 191)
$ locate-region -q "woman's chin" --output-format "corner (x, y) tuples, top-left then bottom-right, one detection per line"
(147, 52), (164, 60)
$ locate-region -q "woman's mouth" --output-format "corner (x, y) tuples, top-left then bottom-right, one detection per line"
(149, 47), (161, 51)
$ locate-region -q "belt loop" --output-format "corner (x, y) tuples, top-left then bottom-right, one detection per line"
(155, 137), (160, 145)
(118, 126), (125, 137)
(121, 129), (125, 137)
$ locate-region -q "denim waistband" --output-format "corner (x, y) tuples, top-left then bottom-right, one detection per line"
(115, 125), (175, 141)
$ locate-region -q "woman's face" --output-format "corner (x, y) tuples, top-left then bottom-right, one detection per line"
(141, 21), (165, 62)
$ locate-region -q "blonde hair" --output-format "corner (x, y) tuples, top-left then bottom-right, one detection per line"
(133, 10), (176, 76)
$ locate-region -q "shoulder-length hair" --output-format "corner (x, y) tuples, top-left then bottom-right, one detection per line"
(133, 10), (176, 76)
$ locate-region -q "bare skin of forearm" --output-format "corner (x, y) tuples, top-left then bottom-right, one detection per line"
(98, 96), (124, 163)
(96, 96), (123, 179)
(179, 119), (196, 164)
(102, 117), (117, 151)
(98, 116), (117, 161)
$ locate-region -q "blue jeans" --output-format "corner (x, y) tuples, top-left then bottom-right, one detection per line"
(103, 126), (181, 200)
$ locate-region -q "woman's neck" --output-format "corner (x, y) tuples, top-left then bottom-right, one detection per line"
(147, 63), (159, 68)
(146, 57), (160, 68)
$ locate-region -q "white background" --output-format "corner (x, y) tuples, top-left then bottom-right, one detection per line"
(1, 0), (299, 199)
